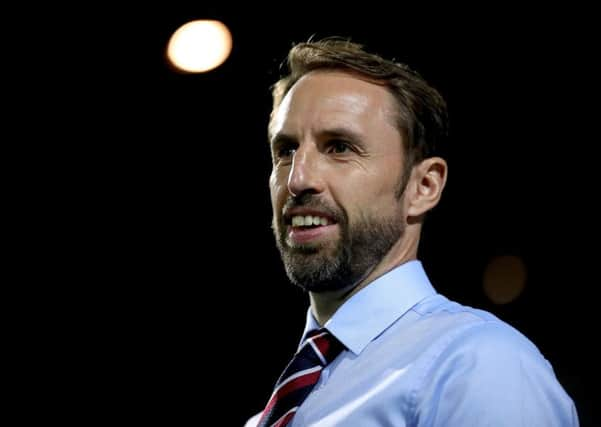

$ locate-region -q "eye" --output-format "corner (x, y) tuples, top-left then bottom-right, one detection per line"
(328, 140), (351, 154)
(275, 143), (297, 159)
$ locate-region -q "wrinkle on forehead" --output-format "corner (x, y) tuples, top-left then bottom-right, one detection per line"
(269, 70), (398, 141)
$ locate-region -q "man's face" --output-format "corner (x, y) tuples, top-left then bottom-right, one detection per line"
(269, 71), (408, 293)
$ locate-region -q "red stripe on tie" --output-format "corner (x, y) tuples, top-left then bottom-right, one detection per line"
(257, 329), (343, 427)
(272, 409), (297, 427)
(261, 369), (321, 419)
(313, 334), (331, 357)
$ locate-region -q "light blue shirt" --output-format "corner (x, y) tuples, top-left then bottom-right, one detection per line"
(247, 260), (578, 426)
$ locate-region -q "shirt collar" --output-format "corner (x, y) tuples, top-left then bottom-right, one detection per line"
(301, 260), (436, 355)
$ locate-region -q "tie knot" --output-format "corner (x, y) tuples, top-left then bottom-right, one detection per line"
(300, 328), (344, 367)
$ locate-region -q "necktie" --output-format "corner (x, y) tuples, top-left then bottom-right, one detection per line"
(257, 328), (344, 427)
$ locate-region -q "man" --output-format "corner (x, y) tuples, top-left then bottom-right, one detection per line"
(246, 38), (578, 426)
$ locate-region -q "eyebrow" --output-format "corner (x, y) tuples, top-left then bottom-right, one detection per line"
(270, 127), (364, 147)
(320, 127), (363, 144)
(270, 133), (296, 149)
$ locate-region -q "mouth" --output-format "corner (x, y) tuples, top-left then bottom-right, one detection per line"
(283, 209), (339, 246)
(288, 214), (334, 227)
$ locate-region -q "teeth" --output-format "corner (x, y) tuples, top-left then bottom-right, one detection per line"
(291, 215), (330, 227)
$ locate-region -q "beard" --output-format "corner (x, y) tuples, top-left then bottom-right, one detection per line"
(273, 196), (404, 293)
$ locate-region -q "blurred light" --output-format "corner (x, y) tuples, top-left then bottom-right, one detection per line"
(166, 20), (232, 73)
(483, 255), (527, 304)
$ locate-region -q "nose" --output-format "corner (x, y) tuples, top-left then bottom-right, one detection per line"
(287, 146), (324, 197)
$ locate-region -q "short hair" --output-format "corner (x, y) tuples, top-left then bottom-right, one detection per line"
(271, 37), (449, 167)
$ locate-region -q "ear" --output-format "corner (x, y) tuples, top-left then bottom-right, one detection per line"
(406, 157), (448, 218)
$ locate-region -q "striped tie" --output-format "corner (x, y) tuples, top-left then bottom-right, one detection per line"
(257, 328), (344, 427)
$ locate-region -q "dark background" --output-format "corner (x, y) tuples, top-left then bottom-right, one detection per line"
(43, 4), (595, 426)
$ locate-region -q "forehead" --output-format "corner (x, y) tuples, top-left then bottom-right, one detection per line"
(269, 70), (398, 138)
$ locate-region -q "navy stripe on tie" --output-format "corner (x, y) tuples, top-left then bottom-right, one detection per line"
(257, 328), (344, 427)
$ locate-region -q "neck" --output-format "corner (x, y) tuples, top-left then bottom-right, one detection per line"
(308, 233), (419, 326)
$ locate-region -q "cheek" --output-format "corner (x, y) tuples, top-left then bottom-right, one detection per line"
(269, 171), (287, 210)
(368, 164), (404, 200)
(340, 175), (402, 219)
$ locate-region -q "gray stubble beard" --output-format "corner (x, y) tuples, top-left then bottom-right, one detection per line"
(274, 208), (404, 293)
